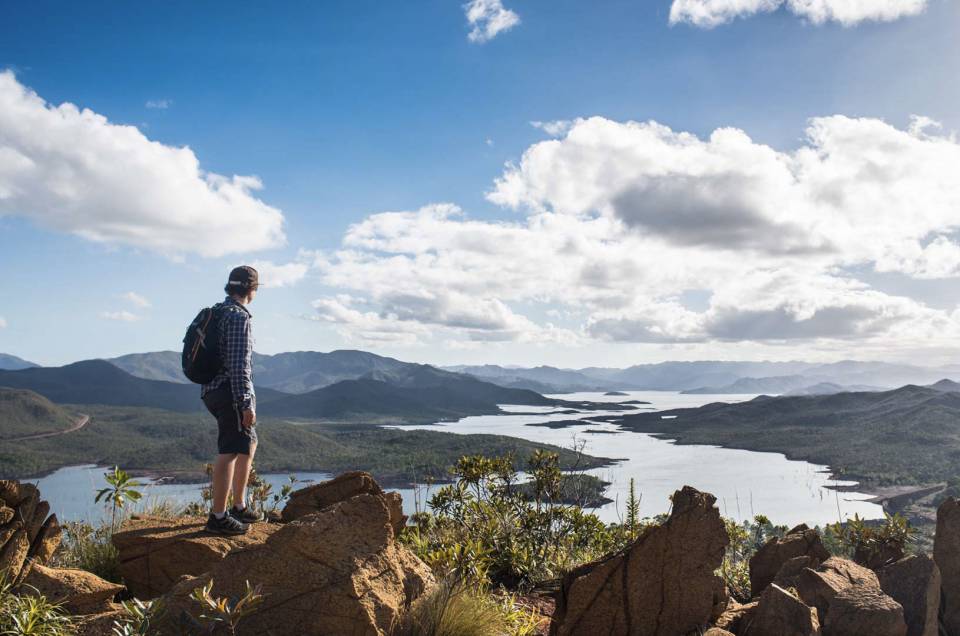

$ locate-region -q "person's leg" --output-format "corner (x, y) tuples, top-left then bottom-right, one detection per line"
(212, 453), (237, 515)
(231, 443), (257, 509)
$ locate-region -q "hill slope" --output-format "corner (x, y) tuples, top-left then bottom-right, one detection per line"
(0, 353), (38, 371)
(0, 388), (75, 439)
(618, 383), (960, 487)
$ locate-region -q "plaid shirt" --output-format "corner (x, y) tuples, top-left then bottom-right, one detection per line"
(201, 297), (256, 411)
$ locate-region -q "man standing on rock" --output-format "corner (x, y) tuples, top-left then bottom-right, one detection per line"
(201, 266), (262, 535)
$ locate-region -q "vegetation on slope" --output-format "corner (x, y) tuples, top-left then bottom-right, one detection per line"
(0, 404), (611, 485)
(0, 387), (75, 439)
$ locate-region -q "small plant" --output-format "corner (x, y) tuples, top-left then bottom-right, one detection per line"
(624, 478), (642, 541)
(399, 578), (514, 636)
(111, 598), (163, 636)
(825, 513), (917, 569)
(52, 522), (121, 583)
(270, 475), (299, 513)
(720, 515), (787, 601)
(95, 466), (144, 531)
(188, 579), (264, 635)
(0, 575), (73, 636)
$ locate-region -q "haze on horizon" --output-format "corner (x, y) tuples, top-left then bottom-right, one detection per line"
(2, 0), (959, 369)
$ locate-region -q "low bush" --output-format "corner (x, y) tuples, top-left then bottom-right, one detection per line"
(0, 574), (73, 636)
(52, 521), (121, 583)
(399, 577), (540, 636)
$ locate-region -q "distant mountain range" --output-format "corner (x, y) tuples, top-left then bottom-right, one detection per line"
(0, 358), (553, 422)
(0, 353), (38, 371)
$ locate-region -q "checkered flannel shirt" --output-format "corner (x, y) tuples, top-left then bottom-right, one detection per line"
(201, 297), (256, 411)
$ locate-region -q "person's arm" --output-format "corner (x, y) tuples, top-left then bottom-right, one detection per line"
(223, 310), (255, 416)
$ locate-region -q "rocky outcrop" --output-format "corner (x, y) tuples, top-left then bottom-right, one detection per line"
(749, 524), (830, 595)
(0, 479), (61, 583)
(73, 604), (127, 636)
(282, 470), (407, 533)
(159, 492), (434, 636)
(796, 557), (906, 636)
(111, 515), (279, 598)
(19, 563), (123, 614)
(935, 497), (960, 636)
(550, 486), (729, 636)
(877, 555), (940, 636)
(743, 583), (821, 636)
(715, 600), (757, 633)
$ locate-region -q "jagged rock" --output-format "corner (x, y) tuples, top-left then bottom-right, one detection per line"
(704, 629), (736, 636)
(20, 563), (124, 613)
(0, 505), (12, 525)
(282, 471), (407, 533)
(773, 555), (818, 590)
(0, 525), (29, 580)
(159, 492), (434, 636)
(25, 499), (50, 543)
(550, 486), (729, 636)
(934, 497), (960, 636)
(112, 515), (279, 598)
(715, 599), (758, 633)
(28, 513), (62, 563)
(797, 557), (906, 636)
(743, 583), (821, 636)
(877, 555), (940, 636)
(749, 524), (830, 595)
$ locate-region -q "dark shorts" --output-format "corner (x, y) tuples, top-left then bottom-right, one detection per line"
(202, 387), (258, 455)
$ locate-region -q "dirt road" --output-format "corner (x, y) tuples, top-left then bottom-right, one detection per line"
(5, 414), (90, 442)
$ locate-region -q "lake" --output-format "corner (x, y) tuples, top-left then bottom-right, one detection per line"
(25, 391), (882, 527)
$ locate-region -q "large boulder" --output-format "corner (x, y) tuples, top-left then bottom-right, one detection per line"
(550, 486), (729, 636)
(715, 600), (757, 633)
(19, 563), (124, 614)
(877, 555), (940, 636)
(159, 492), (434, 636)
(282, 471), (407, 533)
(797, 557), (906, 636)
(0, 480), (61, 583)
(743, 583), (821, 636)
(749, 524), (830, 596)
(112, 515), (279, 598)
(935, 497), (960, 636)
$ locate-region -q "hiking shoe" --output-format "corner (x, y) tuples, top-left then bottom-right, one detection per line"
(205, 513), (248, 535)
(229, 505), (264, 524)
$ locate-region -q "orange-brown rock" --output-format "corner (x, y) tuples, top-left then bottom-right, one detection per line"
(112, 515), (279, 598)
(715, 599), (758, 633)
(28, 513), (62, 564)
(20, 563), (124, 614)
(935, 497), (960, 636)
(0, 525), (30, 580)
(281, 471), (407, 533)
(0, 480), (61, 581)
(160, 492), (434, 636)
(877, 555), (940, 636)
(797, 557), (906, 636)
(749, 524), (830, 595)
(743, 584), (821, 636)
(550, 486), (729, 636)
(73, 603), (127, 636)
(704, 629), (736, 636)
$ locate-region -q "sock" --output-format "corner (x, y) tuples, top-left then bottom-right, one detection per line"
(234, 502), (246, 511)
(213, 510), (227, 519)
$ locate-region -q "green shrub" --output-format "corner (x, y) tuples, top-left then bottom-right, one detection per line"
(720, 515), (787, 601)
(0, 574), (73, 636)
(52, 521), (121, 583)
(399, 578), (540, 636)
(824, 513), (917, 569)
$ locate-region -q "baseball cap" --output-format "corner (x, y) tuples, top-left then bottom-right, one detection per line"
(227, 265), (259, 290)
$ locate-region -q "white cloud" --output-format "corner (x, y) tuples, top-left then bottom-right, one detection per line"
(670, 0), (928, 27)
(0, 316), (6, 328)
(100, 310), (140, 322)
(250, 258), (310, 288)
(145, 99), (172, 109)
(0, 71), (285, 258)
(310, 115), (960, 358)
(122, 291), (152, 308)
(464, 0), (520, 43)
(531, 120), (574, 137)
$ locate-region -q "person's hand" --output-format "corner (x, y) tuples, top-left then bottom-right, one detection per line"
(242, 409), (256, 430)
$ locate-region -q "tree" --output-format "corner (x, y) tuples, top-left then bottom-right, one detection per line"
(95, 466), (143, 531)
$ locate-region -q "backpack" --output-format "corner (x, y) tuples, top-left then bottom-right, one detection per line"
(181, 304), (226, 384)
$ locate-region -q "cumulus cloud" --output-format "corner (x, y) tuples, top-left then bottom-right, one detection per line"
(122, 292), (151, 308)
(250, 258), (310, 288)
(0, 316), (6, 328)
(145, 99), (172, 109)
(100, 310), (140, 322)
(309, 115), (960, 356)
(0, 71), (285, 258)
(531, 120), (574, 137)
(670, 0), (928, 27)
(465, 0), (520, 43)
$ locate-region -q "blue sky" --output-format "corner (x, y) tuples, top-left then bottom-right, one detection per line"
(1, 0), (959, 367)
